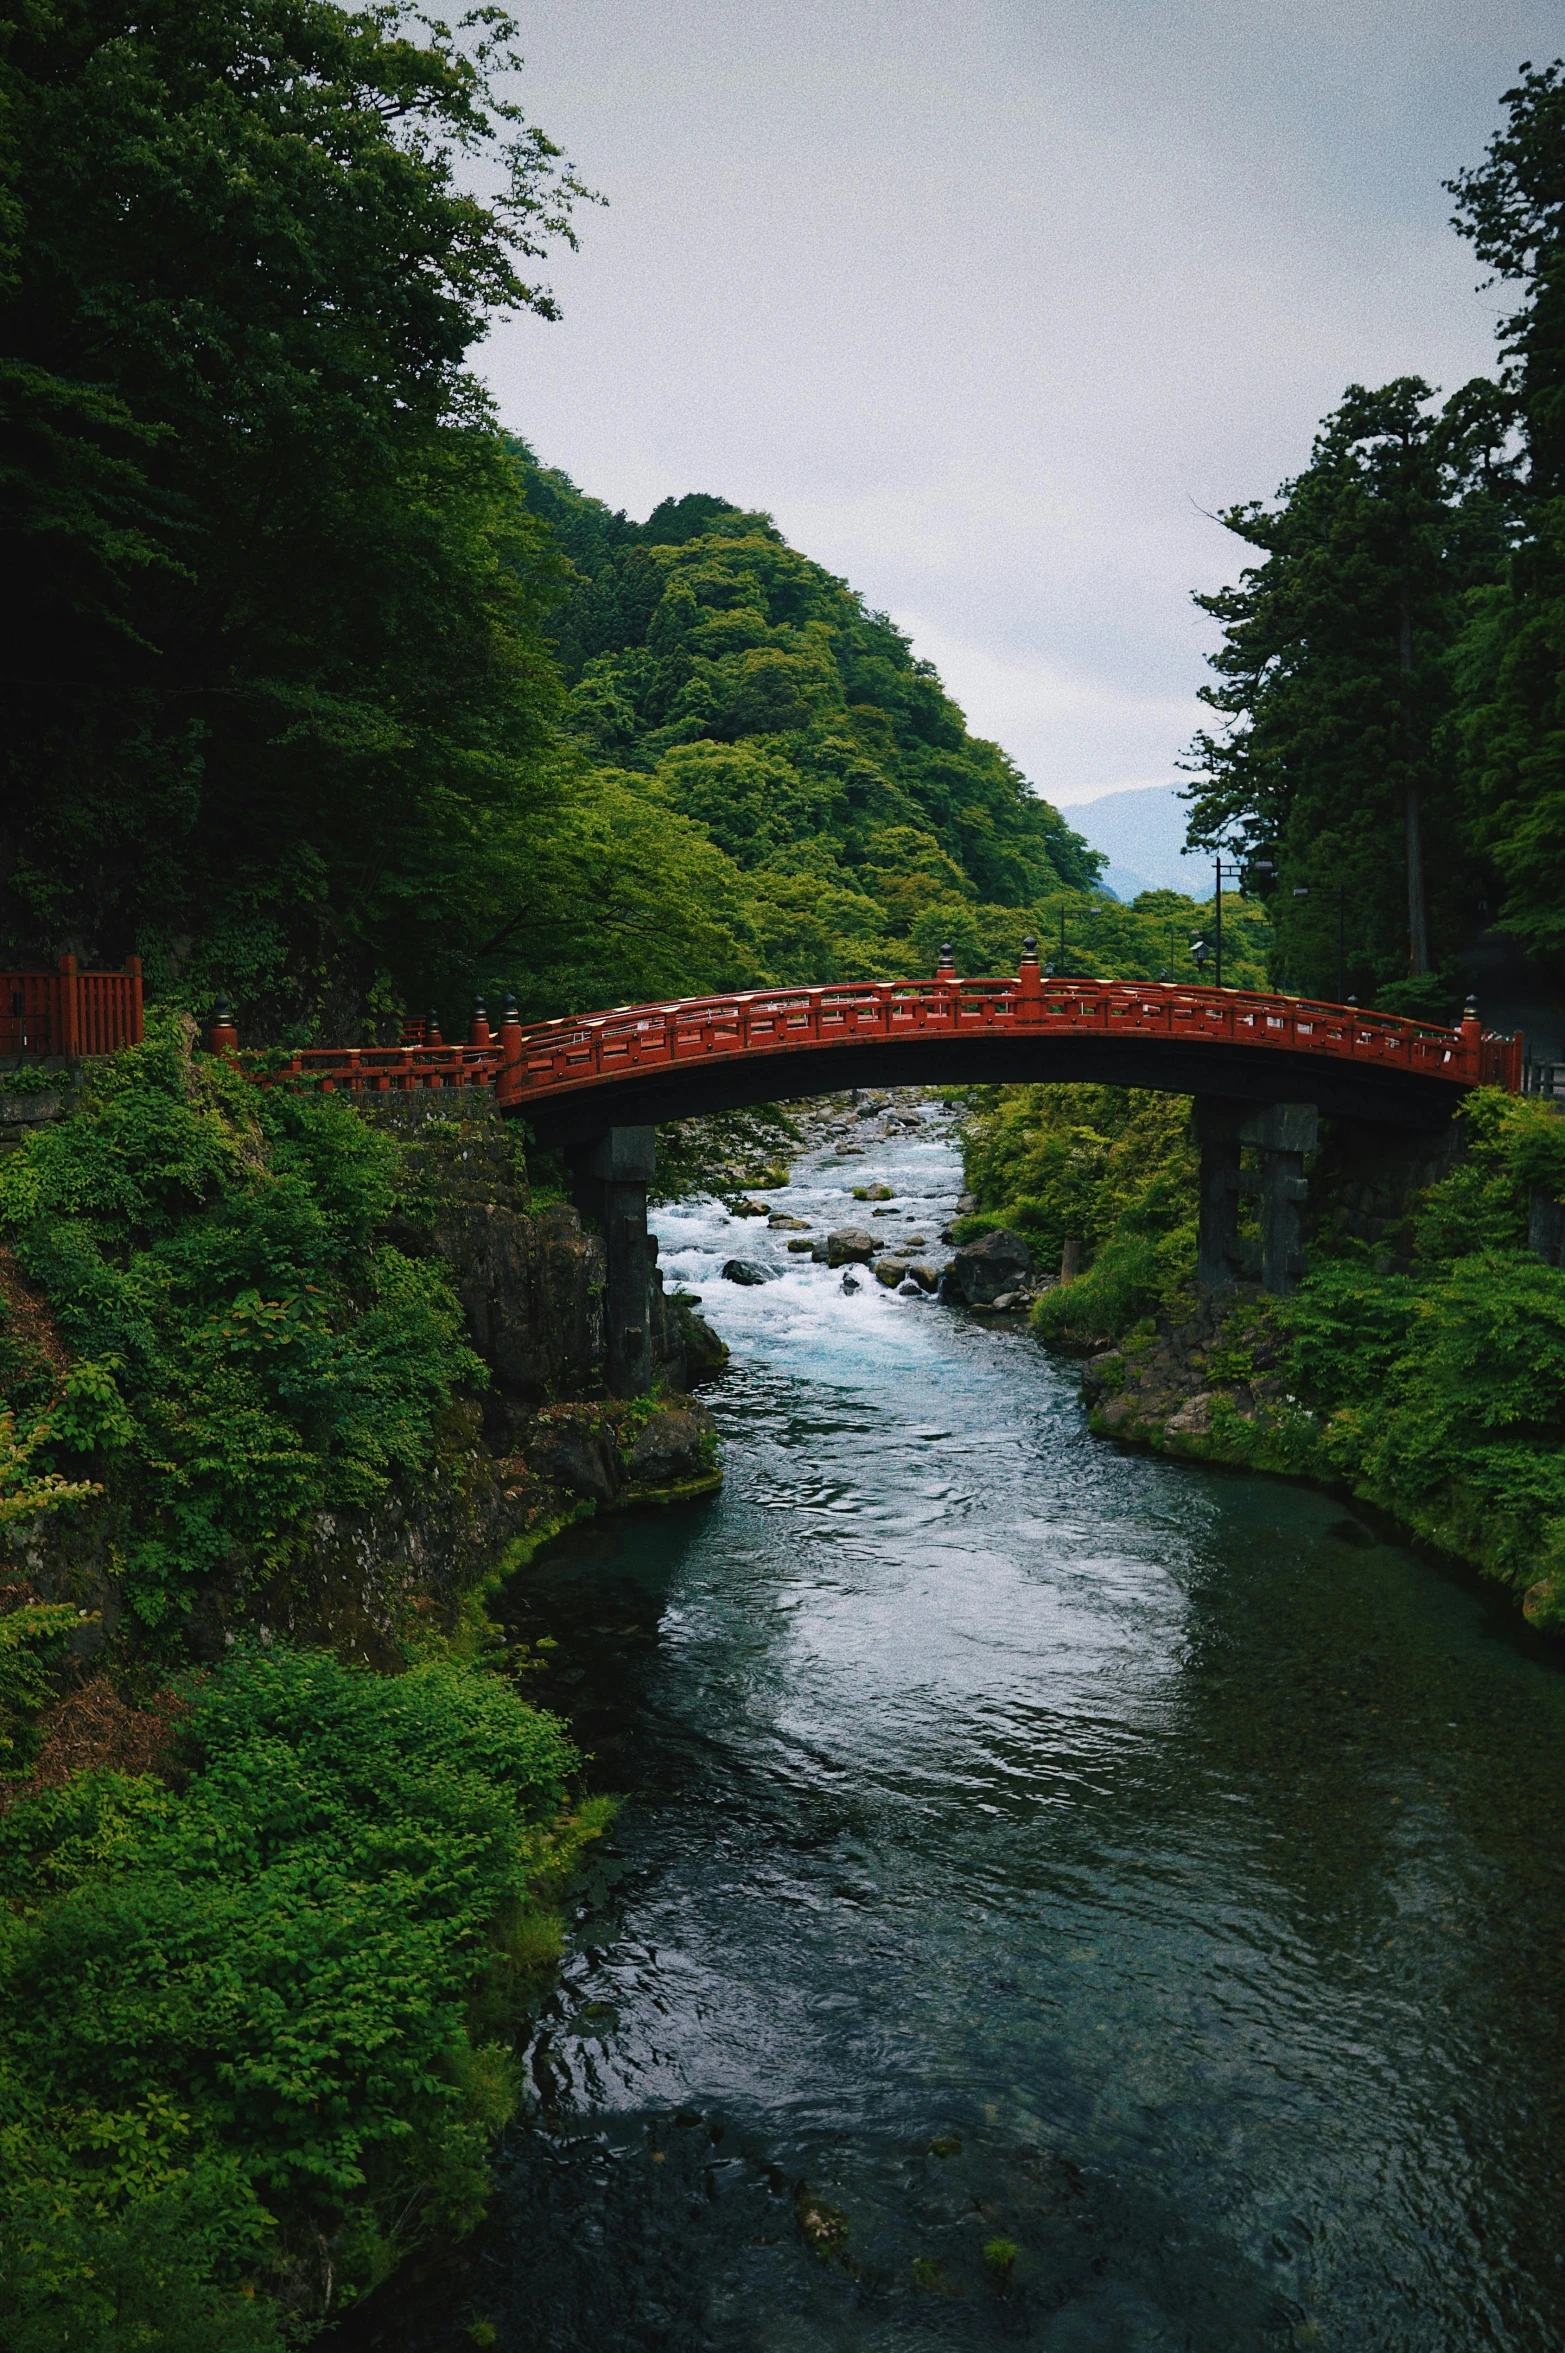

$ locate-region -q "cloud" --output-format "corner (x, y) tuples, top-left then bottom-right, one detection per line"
(481, 0), (1552, 795)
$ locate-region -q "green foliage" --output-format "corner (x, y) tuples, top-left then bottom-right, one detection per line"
(0, 1644), (593, 2343)
(906, 881), (1272, 991)
(1445, 65), (1565, 967)
(651, 1107), (803, 1208)
(957, 1086), (1198, 1343)
(1183, 377), (1518, 1006)
(1274, 1091), (1565, 1607)
(0, 1016), (483, 1630)
(2, 0), (591, 1026)
(483, 765), (758, 1017)
(494, 458), (1114, 997)
(990, 1074), (1565, 1614)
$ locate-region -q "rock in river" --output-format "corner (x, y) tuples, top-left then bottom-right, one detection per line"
(826, 1226), (877, 1267)
(944, 1227), (1035, 1305)
(721, 1259), (774, 1285)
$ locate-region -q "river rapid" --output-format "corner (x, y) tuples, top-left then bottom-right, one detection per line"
(348, 1101), (1565, 2352)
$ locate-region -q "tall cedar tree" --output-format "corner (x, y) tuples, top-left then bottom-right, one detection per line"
(1448, 61), (1565, 969)
(1182, 377), (1516, 1012)
(0, 0), (589, 1034)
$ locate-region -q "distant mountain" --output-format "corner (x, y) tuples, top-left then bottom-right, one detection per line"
(1061, 785), (1208, 899)
(1097, 861), (1152, 902)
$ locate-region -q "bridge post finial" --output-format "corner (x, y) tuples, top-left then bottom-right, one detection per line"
(424, 1006), (442, 1049)
(1018, 934), (1042, 1006)
(936, 941), (956, 981)
(207, 998), (238, 1058)
(469, 996), (492, 1050)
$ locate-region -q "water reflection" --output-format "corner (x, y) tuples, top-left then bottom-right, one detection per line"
(343, 1103), (1565, 2352)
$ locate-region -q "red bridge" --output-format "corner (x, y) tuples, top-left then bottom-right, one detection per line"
(238, 950), (1519, 1139)
(489, 956), (1519, 1144)
(228, 945), (1521, 1392)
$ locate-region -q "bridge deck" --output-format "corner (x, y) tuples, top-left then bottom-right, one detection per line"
(236, 971), (1521, 1140)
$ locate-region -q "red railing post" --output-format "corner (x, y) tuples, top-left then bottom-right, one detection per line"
(1459, 996), (1483, 1084)
(57, 953), (80, 1060)
(469, 997), (492, 1050)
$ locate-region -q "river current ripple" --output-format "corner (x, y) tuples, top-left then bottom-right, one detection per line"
(349, 1108), (1565, 2352)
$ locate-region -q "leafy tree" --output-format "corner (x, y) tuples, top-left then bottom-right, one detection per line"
(960, 1085), (1199, 1335)
(1183, 378), (1517, 1012)
(1, 0), (591, 1032)
(1447, 61), (1565, 968)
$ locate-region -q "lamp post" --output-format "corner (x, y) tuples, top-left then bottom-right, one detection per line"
(1209, 854), (1273, 988)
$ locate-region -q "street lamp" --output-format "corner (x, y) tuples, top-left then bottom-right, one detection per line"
(1209, 853), (1273, 988)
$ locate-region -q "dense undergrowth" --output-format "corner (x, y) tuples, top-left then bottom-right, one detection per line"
(0, 1014), (482, 1647)
(0, 1025), (611, 2344)
(959, 1083), (1565, 1617)
(0, 1644), (603, 2349)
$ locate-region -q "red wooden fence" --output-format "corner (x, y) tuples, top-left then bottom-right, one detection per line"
(0, 956), (143, 1062)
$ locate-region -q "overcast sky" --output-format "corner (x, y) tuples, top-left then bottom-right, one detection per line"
(479, 1), (1558, 810)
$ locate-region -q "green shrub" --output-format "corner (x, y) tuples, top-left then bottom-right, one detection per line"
(0, 1016), (483, 1630)
(956, 1085), (1197, 1346)
(0, 1645), (597, 2343)
(1275, 1095), (1565, 1603)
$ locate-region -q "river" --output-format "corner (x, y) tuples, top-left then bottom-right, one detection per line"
(347, 1101), (1565, 2352)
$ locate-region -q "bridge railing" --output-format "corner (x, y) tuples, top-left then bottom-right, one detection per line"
(237, 1043), (503, 1095)
(204, 973), (1523, 1106)
(492, 974), (1519, 1106)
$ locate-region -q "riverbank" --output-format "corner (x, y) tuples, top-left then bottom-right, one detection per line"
(947, 1080), (1565, 1633)
(0, 1023), (725, 2345)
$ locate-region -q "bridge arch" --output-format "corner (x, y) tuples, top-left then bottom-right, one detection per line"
(489, 952), (1518, 1394)
(496, 955), (1513, 1147)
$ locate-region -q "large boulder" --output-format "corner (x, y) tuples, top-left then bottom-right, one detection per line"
(944, 1226), (1034, 1305)
(826, 1226), (877, 1267)
(722, 1258), (773, 1285)
(627, 1401), (717, 1491)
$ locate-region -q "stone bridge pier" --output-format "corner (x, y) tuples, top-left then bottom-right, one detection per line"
(1195, 1098), (1319, 1295)
(565, 1125), (658, 1398)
